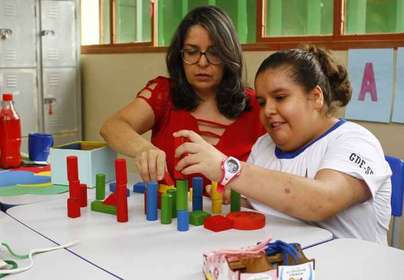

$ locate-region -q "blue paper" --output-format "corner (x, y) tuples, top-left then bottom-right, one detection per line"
(0, 171), (50, 187)
(345, 49), (394, 123)
(392, 48), (404, 123)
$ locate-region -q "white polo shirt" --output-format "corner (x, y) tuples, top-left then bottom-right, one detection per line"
(248, 119), (392, 244)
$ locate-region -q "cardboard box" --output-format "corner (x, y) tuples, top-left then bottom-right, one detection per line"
(50, 141), (116, 186)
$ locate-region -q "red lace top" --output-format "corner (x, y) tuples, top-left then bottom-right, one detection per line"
(136, 76), (265, 184)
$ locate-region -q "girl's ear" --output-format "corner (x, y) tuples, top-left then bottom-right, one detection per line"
(310, 85), (324, 110)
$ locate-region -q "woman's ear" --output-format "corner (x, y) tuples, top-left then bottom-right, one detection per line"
(311, 85), (324, 110)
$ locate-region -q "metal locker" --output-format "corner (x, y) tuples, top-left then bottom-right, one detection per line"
(0, 0), (37, 67)
(43, 68), (78, 134)
(41, 0), (76, 67)
(0, 69), (39, 137)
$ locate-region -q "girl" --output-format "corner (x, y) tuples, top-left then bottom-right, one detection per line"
(174, 46), (392, 243)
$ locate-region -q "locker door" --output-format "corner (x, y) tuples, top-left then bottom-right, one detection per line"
(0, 0), (37, 67)
(0, 69), (39, 137)
(41, 0), (76, 67)
(43, 68), (78, 134)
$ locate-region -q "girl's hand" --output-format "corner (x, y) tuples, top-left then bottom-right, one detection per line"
(174, 130), (226, 183)
(135, 146), (166, 182)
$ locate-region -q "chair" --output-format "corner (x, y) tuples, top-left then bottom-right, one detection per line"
(385, 156), (404, 248)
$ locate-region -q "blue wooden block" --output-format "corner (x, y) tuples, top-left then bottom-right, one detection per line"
(146, 182), (158, 221)
(133, 182), (146, 193)
(177, 210), (189, 231)
(192, 177), (203, 211)
(109, 182), (130, 196)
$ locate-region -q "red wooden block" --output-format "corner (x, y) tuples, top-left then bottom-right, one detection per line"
(69, 180), (80, 199)
(115, 159), (127, 185)
(226, 211), (265, 230)
(203, 215), (233, 232)
(79, 183), (88, 207)
(67, 198), (80, 218)
(66, 156), (79, 182)
(104, 193), (117, 206)
(116, 183), (128, 222)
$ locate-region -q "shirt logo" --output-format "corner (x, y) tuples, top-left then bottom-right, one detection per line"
(349, 153), (374, 175)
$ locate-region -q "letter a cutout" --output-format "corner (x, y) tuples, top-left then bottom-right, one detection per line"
(358, 62), (378, 102)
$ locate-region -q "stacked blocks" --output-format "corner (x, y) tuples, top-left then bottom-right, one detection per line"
(91, 173), (117, 215)
(176, 180), (189, 231)
(90, 159), (129, 223)
(66, 156), (88, 218)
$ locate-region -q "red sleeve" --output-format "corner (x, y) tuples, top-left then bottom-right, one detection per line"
(136, 76), (172, 128)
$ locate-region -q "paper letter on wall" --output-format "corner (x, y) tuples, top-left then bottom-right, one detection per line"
(345, 49), (393, 123)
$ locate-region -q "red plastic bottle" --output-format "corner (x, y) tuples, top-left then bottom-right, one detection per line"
(0, 93), (22, 168)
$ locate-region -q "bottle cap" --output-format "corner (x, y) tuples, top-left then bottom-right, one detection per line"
(2, 93), (13, 101)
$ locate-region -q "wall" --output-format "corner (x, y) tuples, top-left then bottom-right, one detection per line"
(81, 50), (404, 248)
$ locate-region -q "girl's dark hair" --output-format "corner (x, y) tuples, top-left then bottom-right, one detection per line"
(166, 6), (248, 119)
(255, 45), (352, 114)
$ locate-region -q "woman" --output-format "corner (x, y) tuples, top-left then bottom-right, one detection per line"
(174, 46), (392, 243)
(100, 6), (264, 183)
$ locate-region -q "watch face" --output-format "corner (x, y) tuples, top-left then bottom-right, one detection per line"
(225, 158), (239, 173)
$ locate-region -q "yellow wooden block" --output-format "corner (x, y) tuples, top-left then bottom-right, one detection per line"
(159, 184), (175, 193)
(210, 182), (221, 200)
(211, 198), (222, 214)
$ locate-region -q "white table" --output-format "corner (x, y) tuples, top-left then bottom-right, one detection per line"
(7, 191), (333, 280)
(0, 211), (118, 279)
(304, 238), (404, 279)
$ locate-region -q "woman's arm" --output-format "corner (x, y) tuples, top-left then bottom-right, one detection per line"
(100, 98), (166, 182)
(174, 130), (371, 222)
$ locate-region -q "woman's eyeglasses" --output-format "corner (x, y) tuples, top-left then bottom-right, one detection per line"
(181, 48), (222, 65)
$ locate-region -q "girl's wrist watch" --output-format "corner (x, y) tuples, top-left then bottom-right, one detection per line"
(220, 156), (241, 186)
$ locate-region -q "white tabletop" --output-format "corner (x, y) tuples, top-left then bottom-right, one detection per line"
(7, 191), (333, 280)
(304, 238), (404, 279)
(0, 211), (118, 279)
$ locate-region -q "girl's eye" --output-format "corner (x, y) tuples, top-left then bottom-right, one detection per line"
(275, 95), (285, 101)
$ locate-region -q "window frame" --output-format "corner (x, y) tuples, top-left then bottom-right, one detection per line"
(81, 0), (404, 54)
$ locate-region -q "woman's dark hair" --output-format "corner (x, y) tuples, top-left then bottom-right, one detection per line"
(255, 45), (352, 114)
(166, 6), (248, 118)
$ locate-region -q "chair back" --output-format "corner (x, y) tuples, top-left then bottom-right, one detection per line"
(385, 155), (404, 248)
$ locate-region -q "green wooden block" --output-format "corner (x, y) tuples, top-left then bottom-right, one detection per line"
(160, 193), (172, 224)
(230, 190), (241, 212)
(91, 200), (116, 215)
(96, 173), (106, 200)
(190, 210), (211, 226)
(176, 180), (188, 211)
(167, 189), (177, 218)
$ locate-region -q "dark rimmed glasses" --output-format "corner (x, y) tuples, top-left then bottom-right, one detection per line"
(180, 48), (222, 65)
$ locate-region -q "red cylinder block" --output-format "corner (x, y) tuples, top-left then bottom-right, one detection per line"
(66, 156), (79, 182)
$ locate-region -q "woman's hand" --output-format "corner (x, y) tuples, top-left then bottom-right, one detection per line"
(134, 146), (166, 182)
(174, 130), (226, 183)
